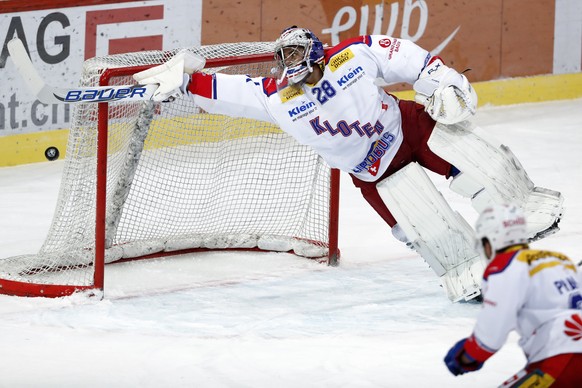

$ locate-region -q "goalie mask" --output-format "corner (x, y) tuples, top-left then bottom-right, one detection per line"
(474, 204), (528, 260)
(274, 26), (325, 85)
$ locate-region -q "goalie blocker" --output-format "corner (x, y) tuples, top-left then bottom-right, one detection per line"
(377, 122), (563, 302)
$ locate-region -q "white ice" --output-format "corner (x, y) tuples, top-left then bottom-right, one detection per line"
(0, 99), (581, 387)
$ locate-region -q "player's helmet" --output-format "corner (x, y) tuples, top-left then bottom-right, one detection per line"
(274, 26), (325, 85)
(474, 203), (528, 260)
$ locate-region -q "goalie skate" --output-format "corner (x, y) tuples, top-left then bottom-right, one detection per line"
(526, 187), (563, 241)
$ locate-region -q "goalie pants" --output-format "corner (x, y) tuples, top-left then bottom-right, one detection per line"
(501, 353), (582, 387)
(350, 99), (454, 227)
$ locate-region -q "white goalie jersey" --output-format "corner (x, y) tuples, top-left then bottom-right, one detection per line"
(188, 35), (431, 182)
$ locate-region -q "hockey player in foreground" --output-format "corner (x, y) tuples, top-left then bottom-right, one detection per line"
(135, 26), (563, 302)
(445, 204), (582, 386)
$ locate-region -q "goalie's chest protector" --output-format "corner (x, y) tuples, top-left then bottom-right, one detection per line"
(266, 44), (403, 182)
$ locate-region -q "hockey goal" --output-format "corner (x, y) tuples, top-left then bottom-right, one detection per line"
(0, 42), (340, 297)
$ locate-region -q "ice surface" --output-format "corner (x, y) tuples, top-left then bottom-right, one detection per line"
(0, 98), (581, 387)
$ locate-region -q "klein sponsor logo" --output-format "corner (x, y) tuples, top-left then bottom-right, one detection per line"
(329, 49), (354, 72)
(337, 66), (364, 87)
(288, 101), (316, 117)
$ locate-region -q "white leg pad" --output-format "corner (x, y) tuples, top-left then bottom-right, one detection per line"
(428, 121), (563, 240)
(377, 162), (485, 302)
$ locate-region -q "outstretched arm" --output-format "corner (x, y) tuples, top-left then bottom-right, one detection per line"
(134, 50), (276, 124)
(186, 72), (276, 124)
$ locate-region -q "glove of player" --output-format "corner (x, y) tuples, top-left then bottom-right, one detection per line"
(133, 49), (205, 102)
(444, 338), (485, 376)
(413, 57), (477, 125)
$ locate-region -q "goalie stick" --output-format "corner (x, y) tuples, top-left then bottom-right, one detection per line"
(8, 38), (158, 104)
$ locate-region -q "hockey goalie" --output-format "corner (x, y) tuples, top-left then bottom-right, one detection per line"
(135, 26), (563, 302)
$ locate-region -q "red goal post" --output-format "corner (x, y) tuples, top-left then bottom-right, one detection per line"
(0, 43), (340, 297)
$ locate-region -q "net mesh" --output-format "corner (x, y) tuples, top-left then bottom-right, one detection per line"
(0, 42), (334, 289)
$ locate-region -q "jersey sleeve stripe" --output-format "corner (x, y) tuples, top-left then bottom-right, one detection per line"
(189, 72), (216, 99)
(464, 334), (496, 362)
(325, 35), (372, 60)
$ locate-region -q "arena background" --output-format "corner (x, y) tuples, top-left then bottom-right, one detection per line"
(0, 0), (581, 166)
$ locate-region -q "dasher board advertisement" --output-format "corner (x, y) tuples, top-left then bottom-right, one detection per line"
(0, 0), (202, 136)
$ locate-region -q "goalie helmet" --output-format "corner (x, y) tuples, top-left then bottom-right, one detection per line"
(274, 26), (325, 85)
(474, 203), (528, 260)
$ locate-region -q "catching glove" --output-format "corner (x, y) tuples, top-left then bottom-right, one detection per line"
(444, 338), (485, 376)
(414, 57), (477, 125)
(133, 49), (205, 102)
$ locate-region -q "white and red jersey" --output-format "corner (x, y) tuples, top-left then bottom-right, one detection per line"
(187, 35), (431, 182)
(464, 245), (582, 364)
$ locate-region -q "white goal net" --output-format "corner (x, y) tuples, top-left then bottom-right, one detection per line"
(0, 42), (339, 297)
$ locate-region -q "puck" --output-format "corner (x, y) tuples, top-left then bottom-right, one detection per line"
(45, 146), (60, 161)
